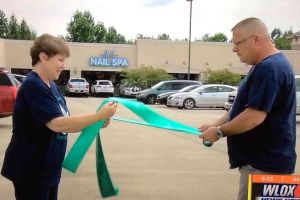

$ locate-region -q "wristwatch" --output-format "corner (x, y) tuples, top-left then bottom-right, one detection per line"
(216, 126), (225, 139)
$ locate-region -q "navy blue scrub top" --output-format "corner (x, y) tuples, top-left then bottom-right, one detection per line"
(228, 53), (297, 173)
(1, 71), (69, 186)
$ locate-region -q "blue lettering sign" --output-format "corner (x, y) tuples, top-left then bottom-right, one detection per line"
(89, 51), (129, 67)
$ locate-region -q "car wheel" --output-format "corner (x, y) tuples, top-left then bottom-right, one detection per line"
(145, 95), (157, 104)
(183, 98), (195, 109)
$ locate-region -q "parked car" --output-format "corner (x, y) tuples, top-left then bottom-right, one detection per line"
(136, 80), (202, 104)
(66, 78), (89, 96)
(156, 84), (201, 105)
(167, 84), (237, 109)
(0, 69), (18, 118)
(119, 84), (140, 97)
(11, 74), (27, 84)
(224, 91), (237, 111)
(91, 80), (114, 96)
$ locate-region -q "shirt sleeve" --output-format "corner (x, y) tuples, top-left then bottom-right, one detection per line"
(246, 69), (280, 112)
(23, 80), (63, 127)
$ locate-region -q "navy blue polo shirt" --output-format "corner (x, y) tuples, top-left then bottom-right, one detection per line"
(228, 52), (297, 173)
(1, 71), (69, 186)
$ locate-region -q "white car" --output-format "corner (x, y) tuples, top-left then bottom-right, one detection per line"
(91, 80), (114, 96)
(119, 84), (140, 97)
(167, 84), (237, 109)
(66, 78), (89, 96)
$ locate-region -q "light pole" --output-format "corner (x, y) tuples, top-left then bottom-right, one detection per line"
(186, 0), (193, 80)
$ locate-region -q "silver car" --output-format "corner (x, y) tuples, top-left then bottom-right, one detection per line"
(119, 84), (140, 97)
(167, 84), (237, 109)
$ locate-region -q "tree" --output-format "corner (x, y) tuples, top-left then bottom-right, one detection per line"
(271, 28), (292, 50)
(203, 68), (241, 86)
(19, 19), (32, 40)
(105, 27), (126, 44)
(200, 32), (228, 42)
(120, 66), (172, 89)
(7, 14), (19, 39)
(271, 28), (282, 40)
(0, 10), (8, 38)
(66, 10), (95, 42)
(93, 22), (106, 43)
(157, 33), (170, 40)
(66, 10), (126, 44)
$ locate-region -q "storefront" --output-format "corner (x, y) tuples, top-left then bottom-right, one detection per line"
(1, 38), (300, 84)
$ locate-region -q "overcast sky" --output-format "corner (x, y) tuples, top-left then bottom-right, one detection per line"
(1, 0), (299, 41)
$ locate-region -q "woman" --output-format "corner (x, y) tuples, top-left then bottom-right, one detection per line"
(1, 34), (118, 200)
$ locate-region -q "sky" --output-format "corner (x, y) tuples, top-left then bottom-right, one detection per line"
(1, 0), (300, 41)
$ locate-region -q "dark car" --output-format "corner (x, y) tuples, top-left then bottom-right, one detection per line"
(156, 84), (201, 105)
(0, 69), (18, 118)
(136, 80), (202, 104)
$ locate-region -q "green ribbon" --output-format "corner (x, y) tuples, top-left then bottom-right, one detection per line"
(62, 97), (211, 198)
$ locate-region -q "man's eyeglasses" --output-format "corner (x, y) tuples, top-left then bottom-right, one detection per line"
(233, 35), (255, 46)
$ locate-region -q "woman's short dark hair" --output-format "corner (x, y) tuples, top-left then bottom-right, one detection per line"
(30, 34), (70, 66)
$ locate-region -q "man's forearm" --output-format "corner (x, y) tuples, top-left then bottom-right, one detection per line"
(213, 112), (230, 127)
(220, 108), (267, 136)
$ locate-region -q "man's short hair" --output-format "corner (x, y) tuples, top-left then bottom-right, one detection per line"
(30, 34), (70, 66)
(231, 17), (269, 38)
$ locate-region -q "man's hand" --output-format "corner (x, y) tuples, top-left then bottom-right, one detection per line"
(199, 126), (219, 143)
(198, 124), (215, 132)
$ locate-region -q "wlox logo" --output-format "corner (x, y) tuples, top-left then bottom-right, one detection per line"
(261, 184), (300, 198)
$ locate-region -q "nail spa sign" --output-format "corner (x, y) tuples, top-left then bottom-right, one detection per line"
(89, 50), (128, 67)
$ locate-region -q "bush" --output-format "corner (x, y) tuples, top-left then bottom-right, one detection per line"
(120, 66), (172, 89)
(203, 68), (242, 86)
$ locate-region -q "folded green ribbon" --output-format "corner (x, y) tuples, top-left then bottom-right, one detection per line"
(62, 97), (211, 198)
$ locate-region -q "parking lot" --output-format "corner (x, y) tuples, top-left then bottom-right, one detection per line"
(1, 97), (300, 200)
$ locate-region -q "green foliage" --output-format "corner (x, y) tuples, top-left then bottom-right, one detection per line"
(19, 19), (33, 40)
(7, 14), (20, 39)
(157, 33), (170, 40)
(120, 66), (172, 89)
(66, 10), (95, 42)
(0, 10), (8, 38)
(203, 68), (241, 86)
(66, 10), (126, 44)
(105, 27), (126, 44)
(271, 27), (292, 50)
(274, 37), (291, 50)
(0, 10), (35, 40)
(94, 22), (106, 43)
(200, 32), (228, 42)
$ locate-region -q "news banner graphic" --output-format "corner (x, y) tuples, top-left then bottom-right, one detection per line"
(248, 174), (300, 200)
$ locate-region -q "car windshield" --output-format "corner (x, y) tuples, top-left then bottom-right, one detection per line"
(151, 82), (164, 89)
(177, 85), (200, 92)
(70, 79), (85, 82)
(189, 85), (206, 93)
(98, 81), (111, 85)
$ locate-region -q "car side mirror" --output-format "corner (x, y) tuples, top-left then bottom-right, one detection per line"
(157, 87), (161, 90)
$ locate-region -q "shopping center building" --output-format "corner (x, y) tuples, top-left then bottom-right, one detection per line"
(1, 38), (300, 85)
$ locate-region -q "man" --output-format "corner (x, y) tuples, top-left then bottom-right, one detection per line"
(199, 17), (297, 200)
